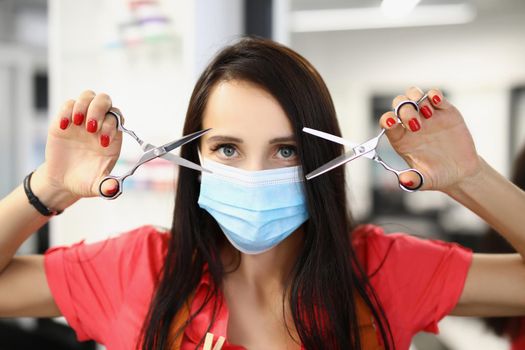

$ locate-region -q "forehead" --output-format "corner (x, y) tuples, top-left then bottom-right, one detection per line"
(201, 80), (293, 137)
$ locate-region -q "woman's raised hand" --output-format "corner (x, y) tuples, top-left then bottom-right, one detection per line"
(380, 87), (482, 192)
(39, 90), (123, 200)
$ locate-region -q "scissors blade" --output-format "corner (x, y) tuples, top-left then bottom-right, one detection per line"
(162, 153), (211, 173)
(141, 143), (211, 173)
(305, 130), (386, 179)
(305, 149), (360, 180)
(163, 128), (212, 154)
(302, 127), (354, 147)
(137, 128), (212, 166)
(303, 127), (377, 160)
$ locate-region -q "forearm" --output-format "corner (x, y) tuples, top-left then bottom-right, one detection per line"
(0, 164), (78, 273)
(445, 157), (525, 258)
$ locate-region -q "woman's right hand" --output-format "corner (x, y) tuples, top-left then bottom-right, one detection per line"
(37, 90), (123, 203)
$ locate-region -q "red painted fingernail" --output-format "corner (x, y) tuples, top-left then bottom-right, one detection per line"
(60, 118), (69, 130)
(73, 112), (84, 125)
(386, 117), (396, 127)
(100, 134), (110, 147)
(106, 185), (118, 195)
(432, 95), (441, 105)
(408, 118), (421, 132)
(403, 180), (414, 187)
(420, 105), (432, 119)
(87, 119), (98, 133)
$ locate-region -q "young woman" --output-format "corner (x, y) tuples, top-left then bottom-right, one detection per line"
(0, 37), (524, 350)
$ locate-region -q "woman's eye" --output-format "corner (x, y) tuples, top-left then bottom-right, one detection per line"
(217, 144), (238, 158)
(277, 146), (297, 159)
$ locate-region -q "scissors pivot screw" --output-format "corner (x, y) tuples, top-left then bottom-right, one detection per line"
(153, 148), (163, 157)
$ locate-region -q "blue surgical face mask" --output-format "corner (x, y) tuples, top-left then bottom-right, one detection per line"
(197, 157), (309, 255)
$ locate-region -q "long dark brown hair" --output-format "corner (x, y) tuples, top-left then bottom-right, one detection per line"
(138, 36), (393, 349)
(481, 146), (525, 339)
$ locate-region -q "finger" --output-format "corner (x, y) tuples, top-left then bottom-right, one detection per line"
(55, 99), (75, 131)
(428, 88), (451, 110)
(85, 93), (112, 134)
(379, 111), (405, 143)
(399, 171), (423, 190)
(98, 112), (119, 148)
(392, 94), (422, 133)
(406, 86), (434, 120)
(99, 178), (119, 197)
(71, 90), (96, 126)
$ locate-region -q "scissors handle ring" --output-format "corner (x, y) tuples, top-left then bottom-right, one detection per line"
(372, 154), (425, 192)
(393, 93), (429, 118)
(394, 100), (420, 118)
(106, 109), (144, 146)
(396, 168), (424, 192)
(99, 175), (124, 200)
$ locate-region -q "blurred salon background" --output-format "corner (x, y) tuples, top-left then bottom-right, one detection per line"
(1, 0), (524, 349)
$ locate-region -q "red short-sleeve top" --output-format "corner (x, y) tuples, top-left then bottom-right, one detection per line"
(44, 224), (472, 350)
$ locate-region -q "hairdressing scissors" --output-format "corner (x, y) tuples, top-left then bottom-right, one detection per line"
(302, 94), (429, 192)
(99, 110), (211, 199)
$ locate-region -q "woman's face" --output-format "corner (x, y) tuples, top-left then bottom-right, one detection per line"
(200, 80), (299, 170)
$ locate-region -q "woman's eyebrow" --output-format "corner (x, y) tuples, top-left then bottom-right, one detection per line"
(269, 136), (295, 144)
(206, 135), (296, 144)
(206, 135), (243, 144)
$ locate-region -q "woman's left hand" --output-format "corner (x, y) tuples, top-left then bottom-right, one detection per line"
(381, 87), (481, 192)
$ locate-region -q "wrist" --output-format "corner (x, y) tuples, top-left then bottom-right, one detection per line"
(443, 157), (492, 198)
(30, 164), (79, 213)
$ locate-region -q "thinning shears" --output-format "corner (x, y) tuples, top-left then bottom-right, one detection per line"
(303, 94), (433, 192)
(303, 94), (430, 192)
(99, 110), (211, 199)
(302, 127), (424, 192)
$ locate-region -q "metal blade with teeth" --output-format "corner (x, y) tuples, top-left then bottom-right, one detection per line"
(305, 150), (359, 180)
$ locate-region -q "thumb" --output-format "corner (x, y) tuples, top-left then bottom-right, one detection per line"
(96, 177), (120, 197)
